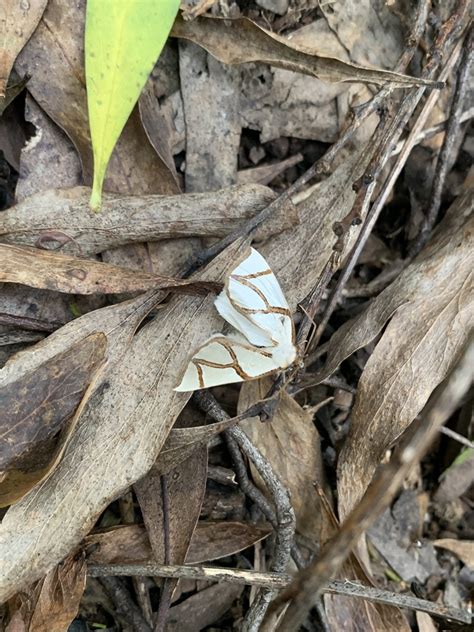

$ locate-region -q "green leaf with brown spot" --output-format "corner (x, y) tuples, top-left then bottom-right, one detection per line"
(85, 0), (180, 210)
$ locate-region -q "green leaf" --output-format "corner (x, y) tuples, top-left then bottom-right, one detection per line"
(85, 0), (180, 211)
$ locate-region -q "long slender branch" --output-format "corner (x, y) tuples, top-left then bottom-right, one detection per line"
(88, 565), (472, 625)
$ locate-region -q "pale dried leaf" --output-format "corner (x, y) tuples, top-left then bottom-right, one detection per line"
(6, 554), (86, 632)
(0, 184), (284, 256)
(239, 383), (324, 540)
(314, 190), (473, 518)
(415, 612), (438, 632)
(0, 0), (48, 98)
(171, 15), (439, 87)
(434, 539), (474, 567)
(0, 244), (219, 296)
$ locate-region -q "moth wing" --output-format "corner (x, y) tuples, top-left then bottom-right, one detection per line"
(224, 248), (293, 345)
(174, 335), (283, 392)
(214, 291), (274, 347)
(229, 248), (289, 311)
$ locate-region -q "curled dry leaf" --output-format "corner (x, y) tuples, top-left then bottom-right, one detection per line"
(434, 539), (474, 568)
(314, 189), (474, 519)
(0, 332), (107, 507)
(6, 553), (86, 632)
(139, 76), (181, 190)
(14, 0), (178, 196)
(171, 15), (440, 87)
(239, 382), (324, 541)
(0, 184), (286, 256)
(0, 239), (248, 601)
(85, 521), (271, 566)
(0, 244), (220, 296)
(0, 0), (48, 98)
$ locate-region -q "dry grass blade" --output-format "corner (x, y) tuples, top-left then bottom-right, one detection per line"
(0, 184), (286, 256)
(171, 16), (441, 87)
(0, 244), (220, 296)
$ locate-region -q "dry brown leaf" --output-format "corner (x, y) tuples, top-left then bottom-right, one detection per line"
(14, 0), (178, 196)
(155, 417), (240, 474)
(134, 446), (208, 565)
(0, 239), (247, 601)
(0, 244), (219, 296)
(0, 184), (286, 256)
(0, 332), (107, 507)
(186, 520), (271, 564)
(434, 539), (474, 568)
(239, 383), (324, 541)
(6, 553), (86, 632)
(313, 189), (474, 519)
(167, 583), (243, 632)
(171, 15), (440, 87)
(138, 77), (182, 191)
(0, 0), (48, 98)
(85, 520), (271, 566)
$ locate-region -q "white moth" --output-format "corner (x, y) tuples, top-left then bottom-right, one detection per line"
(174, 248), (297, 392)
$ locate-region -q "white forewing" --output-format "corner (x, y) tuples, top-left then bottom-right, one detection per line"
(174, 248), (297, 392)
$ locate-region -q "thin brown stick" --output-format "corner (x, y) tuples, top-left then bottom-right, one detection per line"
(409, 22), (474, 256)
(153, 475), (173, 632)
(268, 340), (474, 630)
(87, 565), (472, 625)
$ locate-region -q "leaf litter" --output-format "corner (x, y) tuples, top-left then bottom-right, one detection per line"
(0, 1), (473, 631)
